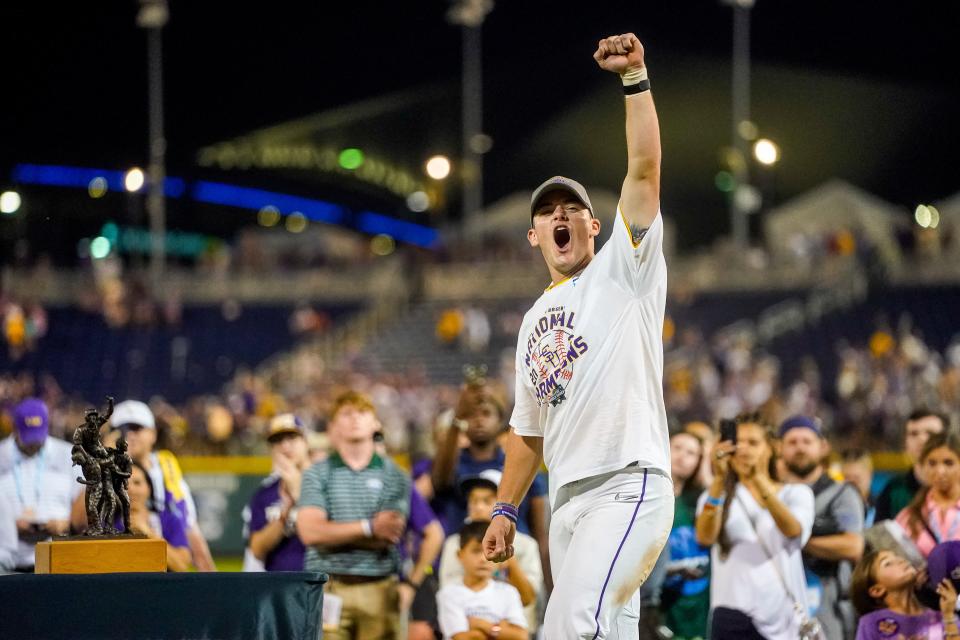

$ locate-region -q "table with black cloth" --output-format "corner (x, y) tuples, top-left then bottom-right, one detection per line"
(0, 571), (326, 640)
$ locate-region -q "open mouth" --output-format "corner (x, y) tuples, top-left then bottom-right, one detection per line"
(553, 226), (571, 250)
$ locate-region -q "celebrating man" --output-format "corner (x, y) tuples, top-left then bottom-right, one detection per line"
(483, 32), (673, 638)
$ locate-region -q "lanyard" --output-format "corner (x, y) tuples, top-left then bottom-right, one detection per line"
(928, 503), (960, 544)
(12, 446), (45, 510)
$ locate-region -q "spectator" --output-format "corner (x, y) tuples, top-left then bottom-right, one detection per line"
(0, 491), (18, 572)
(436, 308), (465, 348)
(841, 448), (876, 527)
(0, 398), (74, 475)
(246, 414), (310, 571)
(439, 470), (542, 633)
(851, 549), (959, 639)
(403, 487), (445, 640)
(436, 520), (528, 640)
(109, 399), (217, 571)
(695, 414), (815, 640)
(779, 415), (865, 639)
(297, 391), (411, 640)
(662, 430), (710, 640)
(126, 460), (192, 571)
(895, 433), (960, 557)
(875, 410), (948, 522)
(0, 399), (80, 571)
(431, 383), (549, 584)
(685, 420), (716, 490)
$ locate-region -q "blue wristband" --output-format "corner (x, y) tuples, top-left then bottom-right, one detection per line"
(705, 494), (725, 508)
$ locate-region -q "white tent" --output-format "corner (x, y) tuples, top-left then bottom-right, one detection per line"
(764, 179), (906, 265)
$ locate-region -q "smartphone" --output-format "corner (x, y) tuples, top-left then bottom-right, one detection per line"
(719, 418), (737, 444)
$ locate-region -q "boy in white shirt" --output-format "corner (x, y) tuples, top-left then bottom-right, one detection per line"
(439, 470), (542, 632)
(437, 521), (528, 640)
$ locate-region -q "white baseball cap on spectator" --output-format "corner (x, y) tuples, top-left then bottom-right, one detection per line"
(111, 400), (156, 430)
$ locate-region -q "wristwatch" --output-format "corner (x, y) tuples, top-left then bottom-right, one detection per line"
(284, 506), (300, 537)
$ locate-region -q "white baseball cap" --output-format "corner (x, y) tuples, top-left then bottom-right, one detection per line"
(460, 468), (503, 496)
(111, 400), (156, 430)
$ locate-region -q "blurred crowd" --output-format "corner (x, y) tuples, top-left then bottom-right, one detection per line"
(0, 280), (957, 638)
(4, 371), (960, 639)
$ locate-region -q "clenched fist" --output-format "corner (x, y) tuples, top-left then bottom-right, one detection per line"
(593, 33), (645, 75)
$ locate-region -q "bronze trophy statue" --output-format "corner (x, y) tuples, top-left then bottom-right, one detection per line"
(70, 396), (135, 536)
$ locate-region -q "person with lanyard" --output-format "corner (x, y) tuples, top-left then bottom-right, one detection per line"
(896, 432), (960, 558)
(0, 398), (80, 572)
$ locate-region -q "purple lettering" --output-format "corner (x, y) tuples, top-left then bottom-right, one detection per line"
(573, 336), (588, 355)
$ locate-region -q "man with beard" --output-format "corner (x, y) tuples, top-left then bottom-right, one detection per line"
(780, 415), (865, 640)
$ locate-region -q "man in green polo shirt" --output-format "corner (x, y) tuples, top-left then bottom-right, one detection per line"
(297, 391), (411, 640)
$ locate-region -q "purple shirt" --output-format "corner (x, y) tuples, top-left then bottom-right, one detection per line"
(247, 477), (306, 571)
(856, 609), (944, 640)
(117, 487), (189, 549)
(401, 488), (440, 567)
(156, 507), (189, 549)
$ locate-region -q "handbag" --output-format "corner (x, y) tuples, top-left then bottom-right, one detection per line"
(735, 492), (826, 640)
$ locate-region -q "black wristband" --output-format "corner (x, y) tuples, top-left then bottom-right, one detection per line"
(623, 79), (651, 95)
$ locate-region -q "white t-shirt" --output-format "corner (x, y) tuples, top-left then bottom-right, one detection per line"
(437, 579), (527, 640)
(439, 531), (542, 630)
(697, 483), (815, 640)
(510, 207), (670, 505)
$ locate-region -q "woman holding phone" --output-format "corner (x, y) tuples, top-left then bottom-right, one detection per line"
(694, 414), (816, 639)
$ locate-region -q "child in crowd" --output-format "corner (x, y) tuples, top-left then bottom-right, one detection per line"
(851, 549), (959, 640)
(436, 521), (527, 640)
(439, 470), (541, 632)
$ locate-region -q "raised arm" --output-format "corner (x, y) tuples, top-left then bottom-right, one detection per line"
(593, 33), (661, 229)
(433, 384), (483, 492)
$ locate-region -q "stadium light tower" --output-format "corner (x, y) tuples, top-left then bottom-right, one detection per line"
(447, 0), (494, 225)
(136, 0), (169, 291)
(722, 0), (755, 250)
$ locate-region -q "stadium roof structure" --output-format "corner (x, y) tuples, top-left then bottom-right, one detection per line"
(194, 86), (459, 224)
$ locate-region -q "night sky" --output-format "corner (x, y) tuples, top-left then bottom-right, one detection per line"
(2, 1), (957, 250)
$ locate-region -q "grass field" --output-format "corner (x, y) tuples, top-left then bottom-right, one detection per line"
(213, 556), (244, 572)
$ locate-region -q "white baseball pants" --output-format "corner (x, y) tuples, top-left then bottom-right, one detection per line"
(543, 467), (674, 639)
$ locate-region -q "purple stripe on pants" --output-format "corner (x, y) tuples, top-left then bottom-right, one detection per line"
(591, 468), (649, 640)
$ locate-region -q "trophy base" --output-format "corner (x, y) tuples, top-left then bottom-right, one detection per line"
(35, 536), (167, 574)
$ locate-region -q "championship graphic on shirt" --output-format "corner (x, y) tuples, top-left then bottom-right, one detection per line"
(875, 618), (898, 637)
(521, 305), (589, 407)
